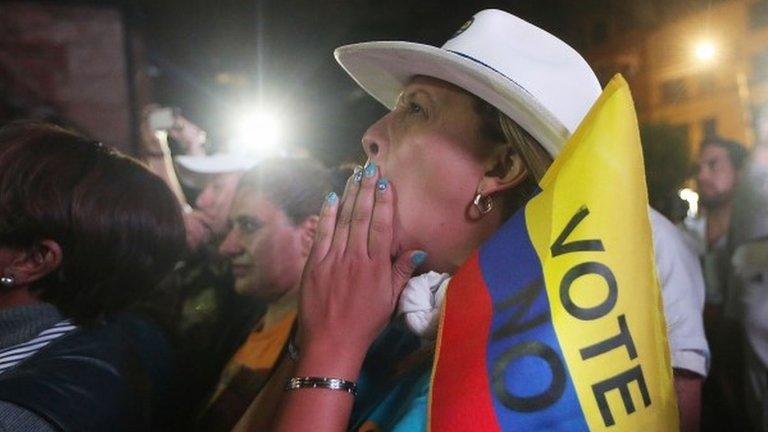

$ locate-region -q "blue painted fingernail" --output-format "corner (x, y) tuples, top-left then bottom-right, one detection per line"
(352, 166), (363, 183)
(326, 191), (338, 204)
(364, 161), (377, 178)
(411, 251), (427, 266)
(376, 177), (389, 191)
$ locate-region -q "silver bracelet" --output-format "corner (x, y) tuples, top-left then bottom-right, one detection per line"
(285, 376), (357, 396)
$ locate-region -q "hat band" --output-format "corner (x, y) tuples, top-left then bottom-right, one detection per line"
(446, 50), (534, 98)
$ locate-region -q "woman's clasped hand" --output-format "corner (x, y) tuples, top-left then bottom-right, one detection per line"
(297, 163), (425, 377)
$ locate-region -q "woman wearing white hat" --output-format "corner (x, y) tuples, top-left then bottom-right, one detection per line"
(272, 9), (707, 431)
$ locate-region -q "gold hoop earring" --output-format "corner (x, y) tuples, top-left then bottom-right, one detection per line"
(473, 193), (493, 215)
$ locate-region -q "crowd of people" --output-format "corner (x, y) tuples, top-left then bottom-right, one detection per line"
(0, 8), (765, 432)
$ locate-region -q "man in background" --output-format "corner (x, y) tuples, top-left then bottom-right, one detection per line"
(680, 137), (748, 307)
(679, 136), (749, 431)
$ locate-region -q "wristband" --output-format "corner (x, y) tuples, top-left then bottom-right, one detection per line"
(285, 376), (357, 396)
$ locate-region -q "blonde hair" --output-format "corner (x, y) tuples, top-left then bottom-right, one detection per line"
(498, 114), (553, 182)
(473, 97), (554, 218)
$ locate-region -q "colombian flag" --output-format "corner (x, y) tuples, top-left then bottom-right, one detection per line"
(428, 76), (679, 431)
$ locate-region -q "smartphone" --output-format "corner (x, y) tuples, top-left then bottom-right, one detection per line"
(148, 107), (177, 131)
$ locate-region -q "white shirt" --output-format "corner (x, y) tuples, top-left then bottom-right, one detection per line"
(650, 209), (710, 377)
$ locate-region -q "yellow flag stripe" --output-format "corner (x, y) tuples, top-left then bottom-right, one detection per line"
(525, 76), (679, 430)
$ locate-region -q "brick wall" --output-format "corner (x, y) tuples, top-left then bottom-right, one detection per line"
(0, 1), (136, 153)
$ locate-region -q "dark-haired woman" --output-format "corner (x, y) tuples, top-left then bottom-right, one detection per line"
(0, 123), (187, 431)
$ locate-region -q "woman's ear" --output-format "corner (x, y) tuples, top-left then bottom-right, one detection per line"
(4, 240), (63, 287)
(298, 215), (319, 258)
(477, 146), (529, 197)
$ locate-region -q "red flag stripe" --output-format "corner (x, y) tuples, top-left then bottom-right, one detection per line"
(430, 252), (500, 432)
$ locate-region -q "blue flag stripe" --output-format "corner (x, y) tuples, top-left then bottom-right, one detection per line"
(479, 208), (589, 431)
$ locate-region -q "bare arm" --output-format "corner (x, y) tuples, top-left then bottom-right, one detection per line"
(143, 139), (187, 206)
(138, 108), (216, 249)
(674, 369), (702, 432)
(138, 106), (187, 206)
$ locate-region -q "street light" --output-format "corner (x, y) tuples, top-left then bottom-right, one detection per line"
(231, 107), (284, 159)
(694, 40), (717, 63)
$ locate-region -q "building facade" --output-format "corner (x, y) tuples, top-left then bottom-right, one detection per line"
(0, 1), (149, 154)
(582, 0), (768, 153)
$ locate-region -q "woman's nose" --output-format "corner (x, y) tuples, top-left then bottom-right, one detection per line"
(361, 114), (390, 161)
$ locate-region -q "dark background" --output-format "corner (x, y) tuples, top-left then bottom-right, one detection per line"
(124, 0), (716, 165)
(131, 0), (562, 165)
(0, 0), (721, 165)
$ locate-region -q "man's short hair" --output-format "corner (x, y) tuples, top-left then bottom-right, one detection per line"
(701, 136), (749, 171)
(237, 157), (332, 224)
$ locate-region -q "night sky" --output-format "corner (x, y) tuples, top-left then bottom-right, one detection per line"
(128, 0), (712, 166)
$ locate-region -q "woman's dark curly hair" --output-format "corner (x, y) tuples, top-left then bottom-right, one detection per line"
(0, 122), (186, 325)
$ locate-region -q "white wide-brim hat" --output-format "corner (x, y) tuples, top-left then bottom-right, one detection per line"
(335, 9), (602, 157)
(175, 153), (257, 188)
